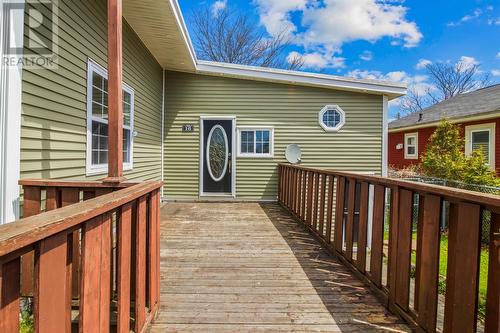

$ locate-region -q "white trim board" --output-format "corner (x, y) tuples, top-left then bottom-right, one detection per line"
(404, 132), (419, 160)
(199, 116), (236, 198)
(0, 0), (24, 224)
(382, 95), (388, 176)
(85, 58), (135, 176)
(236, 126), (275, 158)
(196, 61), (406, 99)
(465, 122), (496, 169)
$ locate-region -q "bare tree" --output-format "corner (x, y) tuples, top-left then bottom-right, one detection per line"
(400, 59), (491, 114)
(191, 7), (303, 70)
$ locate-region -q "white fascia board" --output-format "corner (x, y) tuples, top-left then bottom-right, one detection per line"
(196, 61), (407, 98)
(169, 0), (198, 69)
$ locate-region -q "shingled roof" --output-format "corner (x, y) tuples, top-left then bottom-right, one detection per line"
(389, 84), (500, 130)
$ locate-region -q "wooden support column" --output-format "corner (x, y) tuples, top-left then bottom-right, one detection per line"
(104, 0), (126, 183)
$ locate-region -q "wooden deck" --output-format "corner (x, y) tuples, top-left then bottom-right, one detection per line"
(148, 202), (412, 332)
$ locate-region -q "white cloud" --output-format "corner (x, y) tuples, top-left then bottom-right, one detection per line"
(497, 52), (500, 60)
(347, 69), (436, 107)
(211, 0), (227, 16)
(288, 51), (345, 70)
(447, 8), (482, 27)
(492, 69), (500, 77)
(488, 18), (500, 25)
(359, 50), (373, 61)
(459, 55), (479, 69)
(416, 58), (432, 69)
(254, 0), (422, 71)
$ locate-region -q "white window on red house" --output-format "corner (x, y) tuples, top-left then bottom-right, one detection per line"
(465, 123), (496, 168)
(404, 133), (418, 159)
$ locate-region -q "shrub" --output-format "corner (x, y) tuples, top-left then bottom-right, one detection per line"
(421, 119), (500, 187)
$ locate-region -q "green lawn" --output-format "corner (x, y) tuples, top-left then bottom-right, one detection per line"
(410, 234), (489, 320)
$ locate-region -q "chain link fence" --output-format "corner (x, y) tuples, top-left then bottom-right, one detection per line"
(402, 176), (499, 244)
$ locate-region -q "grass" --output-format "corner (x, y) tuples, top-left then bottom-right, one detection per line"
(20, 310), (34, 333)
(410, 233), (489, 321)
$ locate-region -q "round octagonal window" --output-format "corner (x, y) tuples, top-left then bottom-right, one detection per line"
(319, 105), (345, 132)
(206, 125), (229, 182)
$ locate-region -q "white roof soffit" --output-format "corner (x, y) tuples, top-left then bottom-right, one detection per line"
(123, 0), (197, 72)
(126, 0), (407, 99)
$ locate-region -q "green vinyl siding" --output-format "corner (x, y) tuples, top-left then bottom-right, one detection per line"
(164, 71), (383, 200)
(21, 0), (163, 182)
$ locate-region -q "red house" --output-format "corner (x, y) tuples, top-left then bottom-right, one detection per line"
(388, 84), (500, 174)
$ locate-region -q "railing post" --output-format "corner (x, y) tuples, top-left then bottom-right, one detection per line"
(485, 212), (499, 332)
(356, 182), (369, 273)
(325, 175), (334, 243)
(135, 196), (147, 331)
(414, 194), (441, 332)
(369, 184), (385, 288)
(34, 231), (71, 333)
(21, 185), (41, 296)
(0, 258), (20, 332)
(313, 172), (320, 231)
(392, 188), (412, 311)
(345, 179), (356, 261)
(117, 203), (133, 333)
(443, 202), (481, 332)
(334, 177), (346, 253)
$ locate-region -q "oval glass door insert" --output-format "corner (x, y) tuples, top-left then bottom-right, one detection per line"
(206, 125), (229, 182)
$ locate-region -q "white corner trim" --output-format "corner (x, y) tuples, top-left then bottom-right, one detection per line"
(404, 132), (419, 160)
(465, 122), (496, 169)
(161, 70), (166, 198)
(382, 96), (388, 177)
(236, 126), (275, 158)
(318, 105), (345, 132)
(0, 0), (24, 224)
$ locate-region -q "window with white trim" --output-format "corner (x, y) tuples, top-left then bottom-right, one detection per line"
(86, 60), (134, 175)
(465, 123), (496, 168)
(319, 105), (345, 132)
(237, 127), (274, 157)
(404, 133), (418, 159)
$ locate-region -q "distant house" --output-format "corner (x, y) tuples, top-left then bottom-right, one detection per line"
(388, 84), (500, 174)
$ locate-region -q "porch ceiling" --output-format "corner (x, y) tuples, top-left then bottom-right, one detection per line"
(123, 0), (196, 72)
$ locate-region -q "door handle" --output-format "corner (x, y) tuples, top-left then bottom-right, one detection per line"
(228, 153), (232, 174)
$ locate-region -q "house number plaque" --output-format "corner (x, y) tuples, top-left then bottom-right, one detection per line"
(182, 124), (194, 132)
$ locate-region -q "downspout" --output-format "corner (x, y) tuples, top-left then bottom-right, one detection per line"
(382, 95), (388, 177)
(161, 70), (165, 199)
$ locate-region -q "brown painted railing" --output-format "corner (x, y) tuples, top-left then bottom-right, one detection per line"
(0, 180), (162, 332)
(278, 163), (499, 333)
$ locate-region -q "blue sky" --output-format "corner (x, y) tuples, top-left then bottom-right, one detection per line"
(179, 0), (500, 117)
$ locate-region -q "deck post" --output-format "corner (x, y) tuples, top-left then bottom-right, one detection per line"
(104, 0), (126, 183)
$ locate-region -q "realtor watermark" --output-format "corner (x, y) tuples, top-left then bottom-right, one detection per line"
(2, 0), (58, 69)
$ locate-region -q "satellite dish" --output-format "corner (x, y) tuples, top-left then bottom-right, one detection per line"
(285, 144), (302, 164)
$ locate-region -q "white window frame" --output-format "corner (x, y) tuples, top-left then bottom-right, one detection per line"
(404, 132), (418, 159)
(465, 123), (496, 168)
(318, 105), (345, 132)
(237, 126), (274, 158)
(86, 59), (134, 176)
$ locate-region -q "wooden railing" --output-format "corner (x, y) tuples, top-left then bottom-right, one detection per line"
(0, 180), (162, 333)
(278, 164), (499, 333)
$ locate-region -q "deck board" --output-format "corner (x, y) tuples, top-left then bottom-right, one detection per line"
(148, 202), (412, 333)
